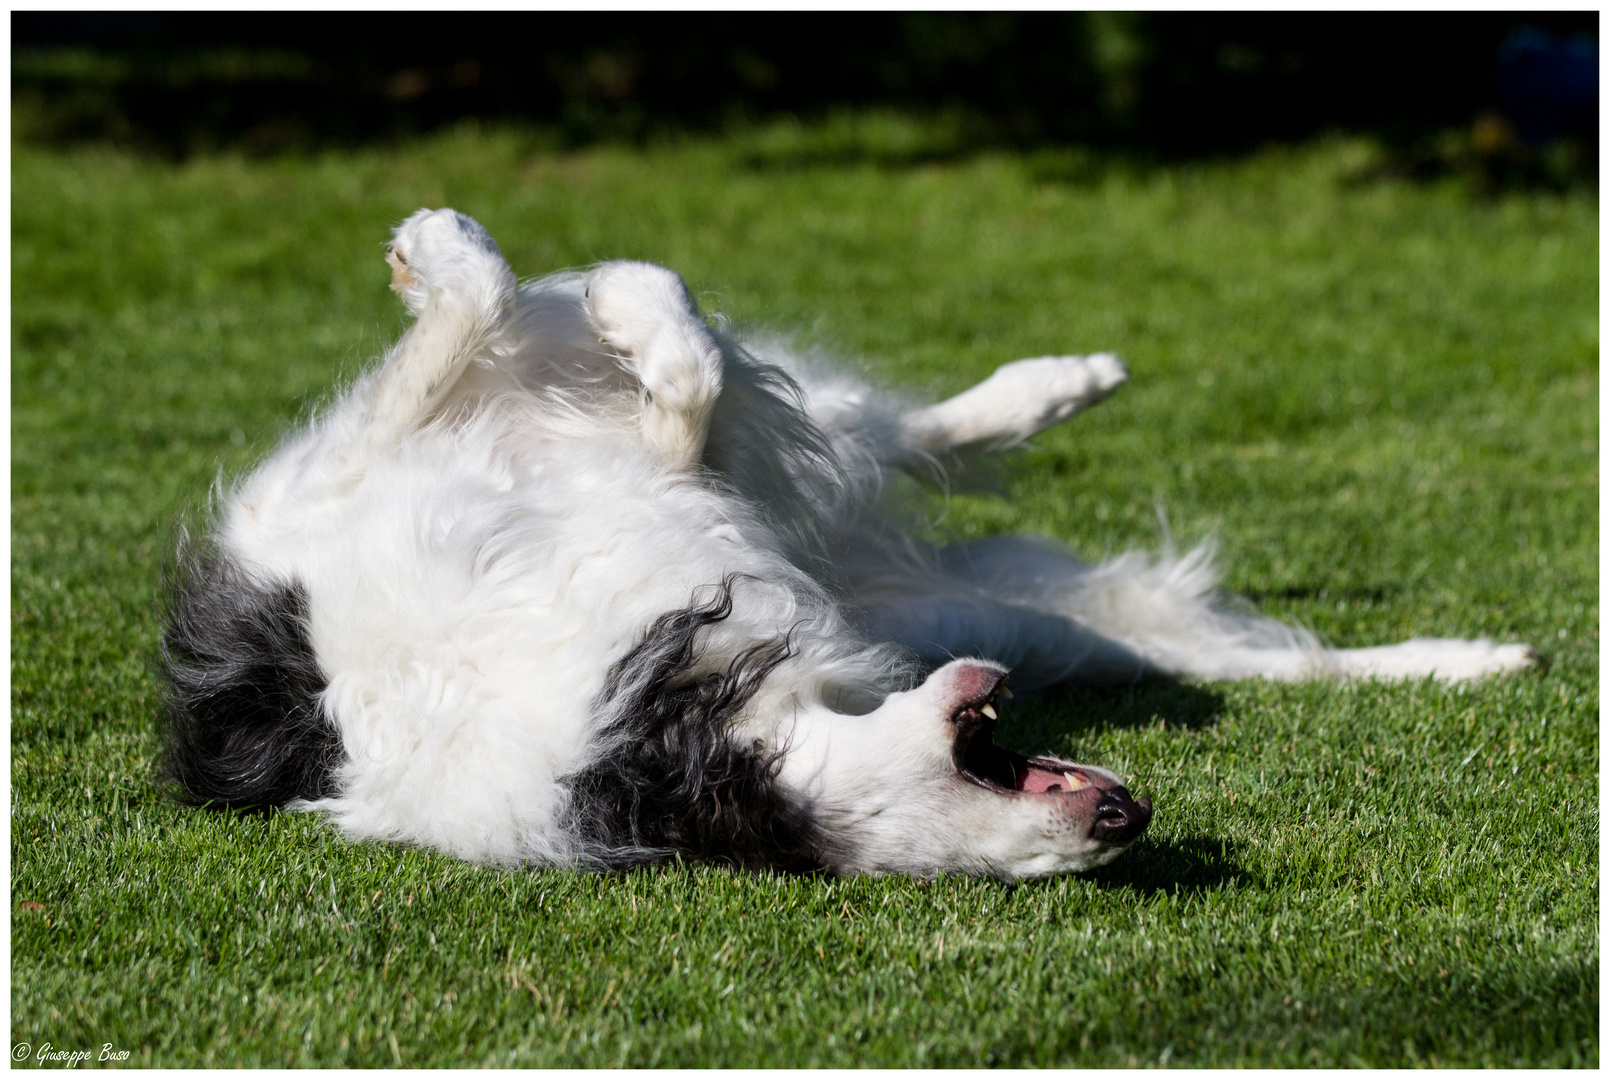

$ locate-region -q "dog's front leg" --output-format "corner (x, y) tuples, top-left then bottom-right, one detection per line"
(585, 261), (724, 468)
(344, 209), (518, 480)
(903, 353), (1129, 454)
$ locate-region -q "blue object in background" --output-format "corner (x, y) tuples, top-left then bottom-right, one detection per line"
(1497, 28), (1598, 146)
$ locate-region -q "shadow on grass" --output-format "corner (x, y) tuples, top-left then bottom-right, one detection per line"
(1083, 834), (1256, 896)
(1325, 957), (1599, 1066)
(981, 949), (1595, 1066)
(1210, 955), (1599, 1066)
(1011, 678), (1228, 742)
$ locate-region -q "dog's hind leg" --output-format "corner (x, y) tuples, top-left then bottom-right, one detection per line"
(345, 208), (519, 479)
(902, 353), (1129, 455)
(585, 261), (725, 468)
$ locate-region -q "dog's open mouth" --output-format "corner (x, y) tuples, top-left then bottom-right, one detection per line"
(948, 676), (1085, 794)
(950, 675), (1153, 843)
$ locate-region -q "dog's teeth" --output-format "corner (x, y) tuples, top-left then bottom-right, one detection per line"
(980, 703), (997, 720)
(997, 686), (1013, 699)
(1064, 771), (1089, 791)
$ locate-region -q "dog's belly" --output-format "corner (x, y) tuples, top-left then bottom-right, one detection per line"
(221, 421), (818, 863)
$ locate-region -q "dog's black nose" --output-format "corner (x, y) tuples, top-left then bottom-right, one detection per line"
(1091, 788), (1153, 844)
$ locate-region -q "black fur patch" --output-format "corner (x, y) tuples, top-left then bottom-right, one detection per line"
(565, 577), (821, 871)
(160, 537), (342, 808)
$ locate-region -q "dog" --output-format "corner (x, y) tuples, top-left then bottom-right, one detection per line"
(161, 209), (1535, 879)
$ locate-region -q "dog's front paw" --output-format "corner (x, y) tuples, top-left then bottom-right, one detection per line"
(1461, 641), (1540, 680)
(587, 261), (723, 416)
(387, 208), (514, 317)
(1076, 352), (1130, 396)
(1420, 638), (1539, 682)
(991, 352), (1130, 430)
(1341, 637), (1540, 683)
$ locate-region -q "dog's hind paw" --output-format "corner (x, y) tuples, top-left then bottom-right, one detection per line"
(387, 208), (515, 317)
(586, 261), (724, 465)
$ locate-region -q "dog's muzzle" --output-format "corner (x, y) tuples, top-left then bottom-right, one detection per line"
(1090, 785), (1152, 844)
(947, 665), (1153, 846)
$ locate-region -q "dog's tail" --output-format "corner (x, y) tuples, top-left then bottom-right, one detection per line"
(159, 530), (342, 809)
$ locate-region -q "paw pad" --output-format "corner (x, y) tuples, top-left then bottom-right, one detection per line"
(384, 208), (513, 314)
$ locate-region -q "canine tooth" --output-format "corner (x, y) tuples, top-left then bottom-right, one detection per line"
(980, 703), (997, 720)
(1064, 771), (1089, 791)
(997, 686), (1013, 699)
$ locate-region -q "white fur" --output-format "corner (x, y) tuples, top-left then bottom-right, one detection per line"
(208, 208), (1534, 877)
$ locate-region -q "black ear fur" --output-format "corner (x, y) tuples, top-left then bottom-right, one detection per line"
(160, 535), (341, 809)
(566, 577), (821, 871)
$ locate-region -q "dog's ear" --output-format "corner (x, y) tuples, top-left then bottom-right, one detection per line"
(563, 577), (821, 872)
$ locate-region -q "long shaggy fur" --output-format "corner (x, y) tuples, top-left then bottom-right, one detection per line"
(161, 537), (341, 807)
(159, 208), (1535, 879)
(563, 577), (819, 871)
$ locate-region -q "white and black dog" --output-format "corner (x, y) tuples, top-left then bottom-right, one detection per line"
(162, 209), (1534, 879)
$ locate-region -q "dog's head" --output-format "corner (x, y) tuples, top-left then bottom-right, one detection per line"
(790, 659), (1152, 878)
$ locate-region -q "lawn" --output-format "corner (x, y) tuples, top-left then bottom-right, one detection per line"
(11, 123), (1598, 1067)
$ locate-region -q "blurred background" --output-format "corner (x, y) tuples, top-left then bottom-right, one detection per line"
(12, 11), (1599, 189)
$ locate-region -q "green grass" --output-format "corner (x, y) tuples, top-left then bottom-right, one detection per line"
(12, 124), (1598, 1067)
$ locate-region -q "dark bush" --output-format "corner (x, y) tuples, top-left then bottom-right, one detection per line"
(12, 12), (1598, 163)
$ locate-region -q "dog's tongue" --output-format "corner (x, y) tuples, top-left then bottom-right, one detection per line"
(1018, 763), (1089, 794)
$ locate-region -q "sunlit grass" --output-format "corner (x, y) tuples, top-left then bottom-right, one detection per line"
(12, 125), (1597, 1066)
